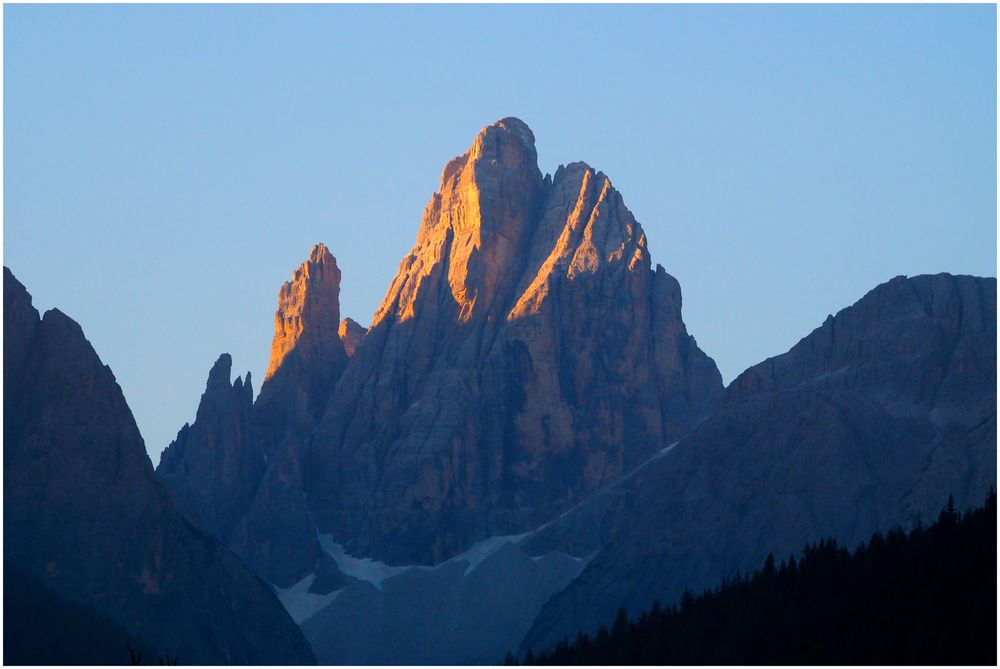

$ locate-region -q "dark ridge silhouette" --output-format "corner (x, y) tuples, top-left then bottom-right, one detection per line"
(3, 565), (162, 665)
(521, 491), (996, 665)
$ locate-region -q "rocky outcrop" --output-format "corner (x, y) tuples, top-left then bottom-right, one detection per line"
(157, 354), (262, 543)
(307, 118), (722, 564)
(521, 273), (997, 655)
(236, 244), (349, 586)
(257, 243), (349, 438)
(338, 317), (366, 357)
(3, 267), (314, 664)
(157, 244), (349, 587)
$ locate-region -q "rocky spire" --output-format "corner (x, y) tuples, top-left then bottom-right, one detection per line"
(157, 353), (261, 543)
(230, 243), (350, 586)
(257, 242), (349, 436)
(265, 242), (344, 381)
(157, 244), (351, 587)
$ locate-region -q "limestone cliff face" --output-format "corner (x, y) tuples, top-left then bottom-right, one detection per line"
(3, 268), (314, 664)
(258, 243), (348, 437)
(157, 354), (262, 543)
(157, 244), (348, 587)
(521, 273), (997, 655)
(267, 243), (343, 378)
(308, 118), (722, 564)
(239, 244), (349, 585)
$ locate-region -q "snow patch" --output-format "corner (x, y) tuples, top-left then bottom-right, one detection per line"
(527, 441), (682, 535)
(445, 533), (530, 576)
(317, 531), (537, 587)
(657, 441), (680, 457)
(317, 535), (411, 590)
(276, 573), (344, 624)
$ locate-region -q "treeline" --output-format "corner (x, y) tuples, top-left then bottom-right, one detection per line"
(3, 565), (169, 665)
(516, 492), (996, 665)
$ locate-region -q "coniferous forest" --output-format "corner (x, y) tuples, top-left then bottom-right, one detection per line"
(518, 492), (997, 666)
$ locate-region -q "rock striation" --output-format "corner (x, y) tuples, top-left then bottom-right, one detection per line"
(67, 117), (997, 665)
(520, 273), (997, 655)
(258, 243), (348, 434)
(159, 119), (721, 582)
(3, 267), (315, 665)
(307, 118), (722, 564)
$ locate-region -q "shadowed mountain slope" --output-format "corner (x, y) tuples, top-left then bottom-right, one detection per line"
(158, 244), (354, 586)
(3, 267), (315, 665)
(528, 492), (996, 666)
(521, 273), (996, 655)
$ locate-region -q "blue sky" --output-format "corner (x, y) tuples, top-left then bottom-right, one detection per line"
(5, 4), (996, 464)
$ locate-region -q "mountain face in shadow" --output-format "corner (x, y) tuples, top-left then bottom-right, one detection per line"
(520, 272), (996, 655)
(3, 268), (315, 665)
(112, 118), (994, 664)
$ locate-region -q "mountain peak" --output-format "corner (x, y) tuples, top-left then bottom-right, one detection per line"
(265, 244), (343, 381)
(378, 118), (546, 326)
(309, 242), (333, 264)
(207, 353), (234, 391)
(469, 117), (536, 167)
(311, 119), (723, 564)
(470, 117), (536, 158)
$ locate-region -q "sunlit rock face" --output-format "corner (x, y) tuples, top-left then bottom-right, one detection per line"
(521, 273), (998, 656)
(338, 317), (366, 357)
(259, 243), (349, 435)
(266, 243), (344, 379)
(307, 118), (723, 564)
(3, 267), (315, 665)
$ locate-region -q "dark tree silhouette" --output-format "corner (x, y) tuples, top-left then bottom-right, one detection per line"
(526, 492), (996, 666)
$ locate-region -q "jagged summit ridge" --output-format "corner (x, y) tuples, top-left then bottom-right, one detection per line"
(376, 118), (545, 327)
(158, 117), (721, 576)
(204, 352), (253, 397)
(157, 352), (260, 543)
(307, 117), (723, 564)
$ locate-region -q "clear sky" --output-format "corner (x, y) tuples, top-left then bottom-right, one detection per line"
(5, 4), (996, 465)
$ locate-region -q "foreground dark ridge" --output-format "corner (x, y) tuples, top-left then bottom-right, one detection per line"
(4, 566), (155, 666)
(520, 491), (997, 666)
(3, 267), (316, 665)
